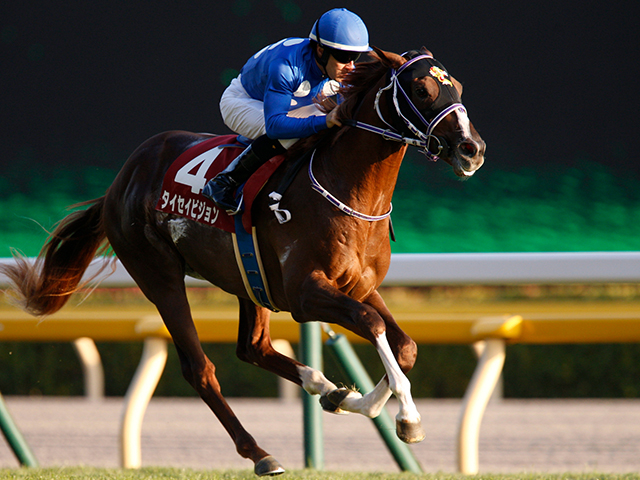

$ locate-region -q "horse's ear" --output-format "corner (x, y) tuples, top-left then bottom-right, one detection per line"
(372, 46), (406, 69)
(452, 76), (464, 96)
(420, 46), (434, 57)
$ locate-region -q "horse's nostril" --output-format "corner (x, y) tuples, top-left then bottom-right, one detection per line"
(459, 141), (478, 157)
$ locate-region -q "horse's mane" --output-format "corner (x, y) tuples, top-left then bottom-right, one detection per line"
(286, 51), (389, 158)
(336, 52), (389, 121)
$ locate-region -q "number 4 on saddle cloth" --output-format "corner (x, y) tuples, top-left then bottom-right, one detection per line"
(155, 135), (285, 311)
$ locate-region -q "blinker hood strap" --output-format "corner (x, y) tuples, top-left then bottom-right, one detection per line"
(396, 55), (461, 119)
(345, 53), (467, 162)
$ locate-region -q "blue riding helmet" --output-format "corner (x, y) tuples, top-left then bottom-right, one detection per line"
(309, 8), (370, 53)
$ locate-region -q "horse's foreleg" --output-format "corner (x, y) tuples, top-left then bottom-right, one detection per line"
(373, 331), (424, 443)
(236, 299), (365, 415)
(236, 298), (344, 403)
(332, 332), (422, 442)
(236, 298), (304, 384)
(333, 291), (419, 420)
(363, 291), (424, 442)
(335, 375), (392, 417)
(292, 273), (424, 443)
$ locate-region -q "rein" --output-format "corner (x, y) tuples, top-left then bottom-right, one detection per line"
(346, 54), (467, 162)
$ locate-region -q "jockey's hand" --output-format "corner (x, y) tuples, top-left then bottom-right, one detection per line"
(326, 108), (342, 129)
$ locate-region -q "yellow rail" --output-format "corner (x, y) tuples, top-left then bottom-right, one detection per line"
(3, 301), (640, 344)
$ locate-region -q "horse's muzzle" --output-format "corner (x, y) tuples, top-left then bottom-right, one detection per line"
(451, 138), (485, 178)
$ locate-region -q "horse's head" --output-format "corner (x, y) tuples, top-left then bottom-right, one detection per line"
(373, 47), (485, 178)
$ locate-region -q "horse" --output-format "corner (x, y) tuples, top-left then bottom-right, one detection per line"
(1, 47), (485, 475)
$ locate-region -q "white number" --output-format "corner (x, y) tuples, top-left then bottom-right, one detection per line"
(174, 147), (224, 194)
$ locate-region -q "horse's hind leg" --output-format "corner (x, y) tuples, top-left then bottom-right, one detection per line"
(107, 228), (283, 475)
(170, 342), (283, 475)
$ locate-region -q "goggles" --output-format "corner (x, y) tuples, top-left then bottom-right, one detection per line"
(329, 49), (361, 64)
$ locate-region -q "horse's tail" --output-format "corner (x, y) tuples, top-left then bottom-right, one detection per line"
(1, 197), (113, 317)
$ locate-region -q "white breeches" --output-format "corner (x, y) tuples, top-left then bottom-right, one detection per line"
(220, 75), (325, 149)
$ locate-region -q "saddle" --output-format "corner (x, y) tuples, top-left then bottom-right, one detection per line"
(155, 135), (286, 233)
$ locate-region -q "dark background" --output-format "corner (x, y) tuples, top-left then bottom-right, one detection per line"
(1, 1), (637, 176)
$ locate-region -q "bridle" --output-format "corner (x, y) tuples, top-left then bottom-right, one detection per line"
(278, 55), (468, 225)
(344, 54), (468, 162)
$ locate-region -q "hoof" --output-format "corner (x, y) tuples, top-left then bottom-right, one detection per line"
(396, 419), (426, 444)
(254, 455), (285, 476)
(319, 388), (351, 415)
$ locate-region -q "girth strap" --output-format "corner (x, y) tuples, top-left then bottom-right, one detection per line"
(232, 215), (280, 312)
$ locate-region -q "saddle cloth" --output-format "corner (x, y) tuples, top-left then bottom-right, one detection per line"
(155, 135), (285, 232)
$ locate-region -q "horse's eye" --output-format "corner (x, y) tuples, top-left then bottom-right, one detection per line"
(415, 87), (428, 98)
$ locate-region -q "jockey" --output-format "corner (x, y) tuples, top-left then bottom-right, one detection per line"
(202, 8), (370, 214)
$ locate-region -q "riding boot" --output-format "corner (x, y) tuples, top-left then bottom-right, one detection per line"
(202, 135), (285, 214)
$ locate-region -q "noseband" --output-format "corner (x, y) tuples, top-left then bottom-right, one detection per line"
(344, 54), (467, 161)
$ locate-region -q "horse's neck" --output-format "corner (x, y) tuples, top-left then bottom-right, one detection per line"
(317, 90), (407, 217)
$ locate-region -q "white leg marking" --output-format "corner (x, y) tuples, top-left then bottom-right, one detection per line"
(297, 350), (396, 419)
(339, 376), (392, 418)
(297, 365), (338, 396)
(297, 362), (392, 418)
(375, 332), (421, 424)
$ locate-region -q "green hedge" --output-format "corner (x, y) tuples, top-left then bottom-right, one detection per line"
(2, 152), (640, 256)
(2, 341), (640, 398)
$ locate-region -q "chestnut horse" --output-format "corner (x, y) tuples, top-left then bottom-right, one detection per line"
(1, 47), (484, 475)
